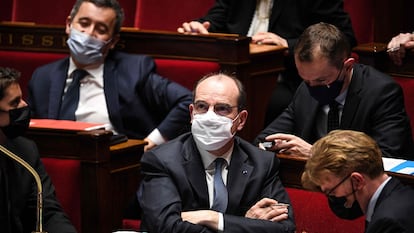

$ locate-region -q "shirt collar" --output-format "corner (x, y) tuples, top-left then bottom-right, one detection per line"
(68, 58), (104, 80)
(198, 144), (233, 170)
(366, 176), (392, 222)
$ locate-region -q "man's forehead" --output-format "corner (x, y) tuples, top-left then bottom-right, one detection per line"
(75, 3), (117, 25)
(195, 77), (238, 103)
(296, 59), (337, 81)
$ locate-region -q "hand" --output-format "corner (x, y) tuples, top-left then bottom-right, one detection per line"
(143, 137), (157, 152)
(181, 210), (219, 230)
(265, 133), (312, 157)
(177, 21), (210, 34)
(251, 32), (288, 47)
(245, 198), (289, 222)
(387, 32), (414, 66)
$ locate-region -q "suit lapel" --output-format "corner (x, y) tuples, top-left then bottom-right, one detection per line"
(103, 57), (124, 132)
(48, 59), (70, 118)
(269, 0), (286, 29)
(341, 68), (362, 128)
(302, 99), (320, 141)
(183, 139), (210, 207)
(226, 143), (253, 212)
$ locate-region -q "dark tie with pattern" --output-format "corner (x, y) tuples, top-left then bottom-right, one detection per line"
(327, 101), (340, 132)
(211, 158), (228, 212)
(59, 69), (88, 120)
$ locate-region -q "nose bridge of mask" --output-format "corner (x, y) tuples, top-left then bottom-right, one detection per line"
(193, 110), (233, 135)
(70, 28), (107, 50)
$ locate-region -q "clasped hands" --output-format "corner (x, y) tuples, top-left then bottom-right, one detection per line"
(181, 197), (288, 230)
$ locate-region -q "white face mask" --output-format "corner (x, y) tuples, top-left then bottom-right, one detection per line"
(66, 28), (109, 65)
(191, 110), (239, 151)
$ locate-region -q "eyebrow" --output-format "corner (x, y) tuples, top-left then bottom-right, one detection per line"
(9, 96), (21, 108)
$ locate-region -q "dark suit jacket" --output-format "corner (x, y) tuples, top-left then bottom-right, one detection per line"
(28, 51), (192, 140)
(256, 64), (414, 160)
(199, 0), (357, 98)
(138, 133), (295, 233)
(0, 137), (76, 233)
(199, 0), (357, 52)
(365, 178), (414, 233)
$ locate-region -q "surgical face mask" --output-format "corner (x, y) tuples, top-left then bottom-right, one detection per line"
(191, 110), (239, 151)
(306, 65), (344, 105)
(67, 28), (109, 65)
(1, 106), (31, 139)
(327, 178), (364, 220)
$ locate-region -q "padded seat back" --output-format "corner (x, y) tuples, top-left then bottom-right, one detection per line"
(0, 51), (67, 99)
(135, 0), (215, 30)
(394, 76), (414, 139)
(286, 187), (364, 233)
(3, 0), (137, 26)
(154, 59), (220, 90)
(41, 158), (82, 233)
(344, 0), (374, 44)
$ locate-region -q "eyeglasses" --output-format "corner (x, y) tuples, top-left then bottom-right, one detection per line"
(326, 173), (352, 197)
(193, 101), (238, 116)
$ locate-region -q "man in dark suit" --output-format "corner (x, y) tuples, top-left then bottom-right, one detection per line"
(138, 73), (295, 233)
(302, 130), (414, 233)
(178, 0), (356, 126)
(255, 22), (414, 160)
(28, 0), (192, 151)
(0, 67), (76, 233)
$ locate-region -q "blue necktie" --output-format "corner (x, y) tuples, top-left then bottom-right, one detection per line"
(212, 158), (228, 212)
(59, 69), (88, 120)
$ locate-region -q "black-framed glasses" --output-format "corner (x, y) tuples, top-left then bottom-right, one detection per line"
(326, 173), (352, 197)
(193, 101), (238, 116)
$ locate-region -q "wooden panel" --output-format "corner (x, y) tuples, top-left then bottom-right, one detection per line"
(25, 127), (146, 233)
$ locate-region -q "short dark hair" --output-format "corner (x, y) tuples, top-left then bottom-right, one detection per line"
(70, 0), (125, 35)
(0, 67), (21, 100)
(294, 22), (351, 69)
(193, 73), (247, 111)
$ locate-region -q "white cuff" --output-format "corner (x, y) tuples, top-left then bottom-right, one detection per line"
(147, 128), (166, 145)
(217, 212), (224, 232)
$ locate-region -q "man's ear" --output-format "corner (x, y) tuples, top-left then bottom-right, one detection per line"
(65, 16), (72, 35)
(351, 172), (365, 190)
(189, 104), (194, 123)
(109, 34), (120, 50)
(344, 57), (355, 72)
(236, 110), (248, 131)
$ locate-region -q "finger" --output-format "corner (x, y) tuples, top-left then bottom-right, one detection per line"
(265, 133), (293, 141)
(261, 206), (288, 220)
(182, 22), (195, 33)
(271, 213), (289, 222)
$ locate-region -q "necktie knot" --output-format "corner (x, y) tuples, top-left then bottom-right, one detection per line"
(59, 69), (89, 120)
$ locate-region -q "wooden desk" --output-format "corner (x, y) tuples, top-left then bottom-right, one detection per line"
(277, 153), (414, 189)
(354, 42), (414, 78)
(25, 127), (146, 233)
(0, 23), (287, 141)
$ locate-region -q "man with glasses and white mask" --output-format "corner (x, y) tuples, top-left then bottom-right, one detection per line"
(302, 130), (414, 233)
(138, 73), (295, 233)
(255, 22), (414, 160)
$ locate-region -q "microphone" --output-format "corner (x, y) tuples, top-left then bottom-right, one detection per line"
(0, 145), (47, 233)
